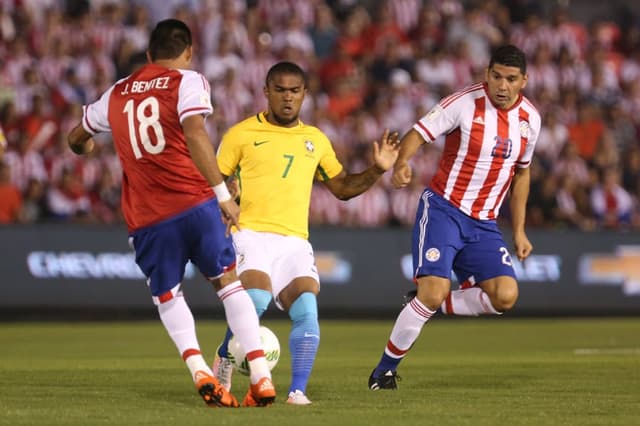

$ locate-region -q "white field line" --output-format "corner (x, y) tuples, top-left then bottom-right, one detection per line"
(573, 348), (640, 355)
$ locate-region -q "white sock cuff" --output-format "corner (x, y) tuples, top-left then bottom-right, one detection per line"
(186, 355), (211, 381)
(217, 280), (244, 301)
(480, 291), (502, 315)
(409, 297), (435, 320)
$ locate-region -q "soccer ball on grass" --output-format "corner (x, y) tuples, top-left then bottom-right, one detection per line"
(227, 325), (280, 375)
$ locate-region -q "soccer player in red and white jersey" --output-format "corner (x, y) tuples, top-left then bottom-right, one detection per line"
(369, 45), (540, 390)
(67, 19), (275, 408)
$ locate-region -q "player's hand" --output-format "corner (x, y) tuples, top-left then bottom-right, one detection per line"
(391, 161), (412, 188)
(512, 231), (533, 261)
(372, 129), (400, 172)
(218, 199), (241, 236)
(227, 177), (241, 200)
(69, 137), (95, 155)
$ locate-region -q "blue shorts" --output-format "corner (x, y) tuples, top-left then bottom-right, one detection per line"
(130, 199), (236, 297)
(411, 189), (516, 285)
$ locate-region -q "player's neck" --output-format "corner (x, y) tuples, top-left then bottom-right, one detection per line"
(153, 59), (188, 70)
(264, 112), (299, 128)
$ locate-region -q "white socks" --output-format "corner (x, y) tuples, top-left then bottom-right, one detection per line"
(441, 287), (501, 316)
(157, 293), (210, 381)
(385, 297), (435, 358)
(217, 281), (271, 383)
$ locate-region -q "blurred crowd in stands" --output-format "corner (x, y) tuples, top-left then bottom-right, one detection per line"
(1, 0), (639, 231)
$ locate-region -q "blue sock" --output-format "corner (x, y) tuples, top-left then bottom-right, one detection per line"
(288, 292), (319, 394)
(374, 353), (401, 377)
(217, 288), (272, 357)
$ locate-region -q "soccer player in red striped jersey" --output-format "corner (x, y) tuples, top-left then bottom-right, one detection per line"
(67, 19), (275, 407)
(369, 45), (540, 390)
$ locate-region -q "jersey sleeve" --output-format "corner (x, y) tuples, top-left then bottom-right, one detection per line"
(177, 70), (213, 123)
(516, 109), (541, 168)
(83, 85), (116, 135)
(315, 134), (343, 181)
(413, 98), (459, 144)
(216, 126), (242, 177)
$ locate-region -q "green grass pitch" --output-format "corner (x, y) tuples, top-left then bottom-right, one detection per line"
(1, 318), (638, 426)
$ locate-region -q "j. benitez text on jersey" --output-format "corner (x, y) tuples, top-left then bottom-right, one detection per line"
(120, 77), (171, 95)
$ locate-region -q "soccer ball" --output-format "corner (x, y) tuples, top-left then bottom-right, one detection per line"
(227, 325), (280, 376)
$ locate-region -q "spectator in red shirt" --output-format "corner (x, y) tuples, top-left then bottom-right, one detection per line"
(0, 162), (22, 224)
(567, 101), (605, 160)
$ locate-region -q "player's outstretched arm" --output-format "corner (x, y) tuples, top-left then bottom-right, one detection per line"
(510, 166), (533, 261)
(182, 114), (240, 229)
(324, 129), (400, 201)
(67, 124), (96, 155)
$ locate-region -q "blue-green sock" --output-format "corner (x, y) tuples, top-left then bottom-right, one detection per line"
(288, 293), (319, 394)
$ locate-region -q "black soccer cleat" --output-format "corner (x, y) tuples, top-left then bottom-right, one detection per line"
(368, 369), (400, 390)
(402, 290), (417, 307)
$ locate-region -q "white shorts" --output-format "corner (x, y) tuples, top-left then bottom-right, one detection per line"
(232, 229), (320, 310)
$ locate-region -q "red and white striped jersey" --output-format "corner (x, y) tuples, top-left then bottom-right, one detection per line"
(82, 64), (215, 232)
(413, 82), (541, 220)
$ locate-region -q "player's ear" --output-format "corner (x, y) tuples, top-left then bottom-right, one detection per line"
(184, 46), (193, 63)
(520, 73), (528, 90)
(146, 50), (152, 63)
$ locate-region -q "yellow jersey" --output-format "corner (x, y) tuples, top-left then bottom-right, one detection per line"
(217, 112), (343, 239)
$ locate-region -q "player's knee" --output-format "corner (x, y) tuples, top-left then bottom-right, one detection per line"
(419, 293), (446, 311)
(247, 288), (272, 316)
(416, 277), (450, 310)
(491, 282), (519, 312)
(288, 292), (318, 322)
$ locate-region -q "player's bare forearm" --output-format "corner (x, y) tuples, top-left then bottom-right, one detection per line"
(183, 116), (240, 228)
(392, 129), (424, 188)
(510, 167), (533, 260)
(182, 115), (225, 186)
(509, 167), (530, 235)
(396, 129), (424, 166)
(324, 167), (385, 201)
(68, 124), (95, 155)
(324, 129), (399, 200)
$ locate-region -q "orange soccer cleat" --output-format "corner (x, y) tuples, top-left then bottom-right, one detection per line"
(242, 377), (276, 407)
(194, 370), (239, 408)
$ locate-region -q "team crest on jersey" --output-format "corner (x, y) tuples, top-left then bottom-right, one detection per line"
(425, 248), (440, 262)
(305, 140), (315, 152)
(200, 93), (211, 107)
(519, 121), (530, 139)
(425, 108), (440, 121)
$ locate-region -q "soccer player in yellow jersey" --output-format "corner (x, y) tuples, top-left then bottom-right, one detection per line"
(213, 62), (400, 405)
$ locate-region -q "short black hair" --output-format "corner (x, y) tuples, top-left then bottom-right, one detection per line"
(148, 19), (192, 61)
(265, 62), (307, 87)
(489, 45), (527, 75)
